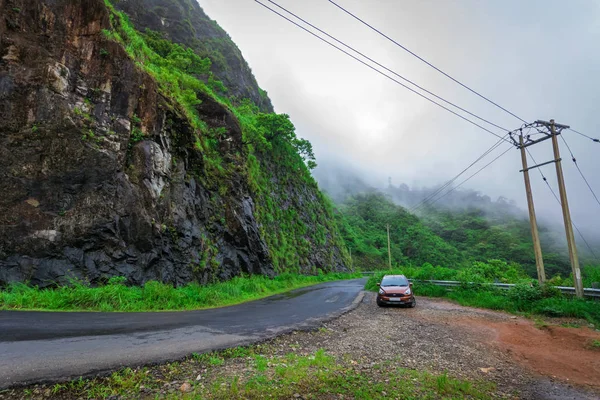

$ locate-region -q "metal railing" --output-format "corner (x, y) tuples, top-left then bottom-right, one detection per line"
(410, 279), (600, 299)
(360, 272), (600, 299)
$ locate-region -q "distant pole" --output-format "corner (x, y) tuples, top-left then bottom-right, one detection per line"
(550, 120), (584, 298)
(386, 224), (392, 269)
(519, 134), (546, 284)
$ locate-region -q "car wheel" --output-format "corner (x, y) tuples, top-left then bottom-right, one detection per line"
(376, 299), (384, 307)
(410, 298), (416, 308)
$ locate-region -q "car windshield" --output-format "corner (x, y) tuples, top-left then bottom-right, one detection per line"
(381, 276), (409, 287)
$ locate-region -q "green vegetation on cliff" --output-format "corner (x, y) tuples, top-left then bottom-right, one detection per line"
(102, 0), (350, 274)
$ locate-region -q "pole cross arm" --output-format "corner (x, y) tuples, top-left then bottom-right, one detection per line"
(519, 132), (560, 149)
(520, 158), (561, 173)
(535, 120), (571, 129)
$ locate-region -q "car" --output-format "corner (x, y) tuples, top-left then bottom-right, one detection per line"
(376, 274), (416, 307)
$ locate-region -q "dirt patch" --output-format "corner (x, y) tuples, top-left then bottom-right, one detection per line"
(435, 309), (600, 388)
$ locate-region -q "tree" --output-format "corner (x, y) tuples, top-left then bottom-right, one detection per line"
(242, 111), (317, 170)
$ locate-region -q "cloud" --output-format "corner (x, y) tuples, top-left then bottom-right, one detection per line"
(199, 0), (600, 238)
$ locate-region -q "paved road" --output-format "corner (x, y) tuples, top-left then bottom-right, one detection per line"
(0, 279), (366, 389)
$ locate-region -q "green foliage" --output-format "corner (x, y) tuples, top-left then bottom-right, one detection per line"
(39, 348), (496, 400)
(364, 266), (600, 325)
(336, 193), (600, 289)
(98, 0), (345, 275)
(238, 108), (316, 170)
(418, 206), (573, 278)
(103, 2), (214, 137)
(0, 272), (361, 312)
(130, 127), (145, 144)
(232, 102), (347, 272)
(456, 259), (528, 283)
(142, 28), (211, 75)
(337, 193), (466, 270)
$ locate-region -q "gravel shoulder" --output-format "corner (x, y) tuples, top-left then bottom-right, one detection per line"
(317, 294), (600, 399)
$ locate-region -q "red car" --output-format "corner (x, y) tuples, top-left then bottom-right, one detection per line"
(376, 274), (416, 307)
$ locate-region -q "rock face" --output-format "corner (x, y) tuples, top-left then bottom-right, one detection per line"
(0, 0), (348, 286)
(113, 0), (273, 112)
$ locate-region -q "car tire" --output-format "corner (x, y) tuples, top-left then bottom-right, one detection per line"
(410, 298), (416, 308)
(376, 299), (384, 307)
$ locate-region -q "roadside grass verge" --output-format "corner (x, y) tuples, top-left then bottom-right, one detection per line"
(0, 272), (361, 312)
(10, 346), (496, 399)
(366, 270), (600, 326)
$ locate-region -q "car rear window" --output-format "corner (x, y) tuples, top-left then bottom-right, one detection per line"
(381, 276), (409, 287)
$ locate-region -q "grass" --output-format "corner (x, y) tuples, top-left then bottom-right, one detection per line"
(366, 270), (600, 327)
(15, 347), (496, 399)
(0, 272), (361, 312)
(534, 318), (549, 330)
(560, 322), (582, 328)
(591, 339), (600, 349)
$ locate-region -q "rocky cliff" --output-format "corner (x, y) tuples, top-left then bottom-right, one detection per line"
(0, 0), (349, 287)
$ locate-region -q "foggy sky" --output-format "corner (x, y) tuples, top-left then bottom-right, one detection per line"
(199, 0), (600, 235)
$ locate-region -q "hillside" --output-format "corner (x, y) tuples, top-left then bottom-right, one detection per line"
(330, 182), (578, 279)
(0, 0), (349, 287)
(335, 192), (465, 270)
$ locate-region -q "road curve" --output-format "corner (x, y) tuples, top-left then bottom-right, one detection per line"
(0, 279), (366, 389)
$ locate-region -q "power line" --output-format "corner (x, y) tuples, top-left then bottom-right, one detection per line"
(409, 135), (508, 212)
(411, 127), (531, 212)
(414, 144), (513, 211)
(525, 149), (599, 260)
(254, 0), (512, 144)
(560, 135), (600, 209)
(327, 0), (528, 124)
(265, 0), (510, 132)
(568, 128), (600, 143)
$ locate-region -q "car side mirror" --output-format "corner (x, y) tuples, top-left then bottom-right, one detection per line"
(376, 283), (380, 286)
(409, 282), (413, 287)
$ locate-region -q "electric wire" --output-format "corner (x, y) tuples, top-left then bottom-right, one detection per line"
(327, 0), (528, 124)
(408, 135), (508, 212)
(569, 128), (600, 143)
(265, 0), (510, 132)
(560, 135), (600, 209)
(254, 0), (512, 144)
(525, 150), (599, 260)
(413, 144), (514, 212)
(257, 0), (598, 256)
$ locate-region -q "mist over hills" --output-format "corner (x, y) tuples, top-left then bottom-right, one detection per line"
(314, 161), (599, 278)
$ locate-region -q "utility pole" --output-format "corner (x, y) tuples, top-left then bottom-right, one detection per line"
(511, 119), (583, 298)
(519, 134), (546, 284)
(549, 120), (584, 298)
(386, 224), (392, 269)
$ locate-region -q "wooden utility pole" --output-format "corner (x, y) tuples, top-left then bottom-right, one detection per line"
(519, 134), (546, 284)
(549, 120), (584, 298)
(386, 224), (392, 269)
(511, 119), (584, 297)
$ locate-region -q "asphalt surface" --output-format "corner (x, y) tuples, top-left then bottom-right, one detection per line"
(0, 279), (366, 389)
